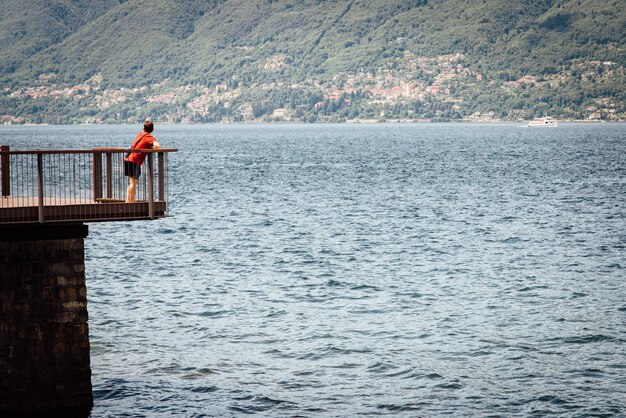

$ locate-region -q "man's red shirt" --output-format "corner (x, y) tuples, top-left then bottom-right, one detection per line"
(126, 132), (156, 166)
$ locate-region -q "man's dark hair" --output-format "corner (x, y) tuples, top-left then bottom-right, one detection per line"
(144, 120), (154, 133)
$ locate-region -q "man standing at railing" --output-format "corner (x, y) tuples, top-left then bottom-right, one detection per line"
(125, 119), (160, 203)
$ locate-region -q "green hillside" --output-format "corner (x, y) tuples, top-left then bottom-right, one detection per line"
(1, 0), (624, 123)
(0, 0), (123, 75)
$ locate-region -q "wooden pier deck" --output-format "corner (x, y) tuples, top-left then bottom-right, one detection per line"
(0, 146), (176, 225)
(0, 197), (166, 224)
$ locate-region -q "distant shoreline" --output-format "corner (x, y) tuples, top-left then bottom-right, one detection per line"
(1, 119), (621, 127)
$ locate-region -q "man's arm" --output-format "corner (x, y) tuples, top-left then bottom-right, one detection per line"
(152, 140), (161, 149)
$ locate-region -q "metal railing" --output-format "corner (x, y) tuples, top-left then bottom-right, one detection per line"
(0, 146), (177, 224)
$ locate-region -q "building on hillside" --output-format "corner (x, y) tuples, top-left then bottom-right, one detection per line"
(272, 108), (291, 121)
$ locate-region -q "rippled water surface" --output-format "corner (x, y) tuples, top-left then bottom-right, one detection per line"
(2, 123), (626, 416)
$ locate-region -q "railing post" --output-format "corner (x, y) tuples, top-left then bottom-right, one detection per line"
(93, 150), (102, 201)
(37, 153), (44, 223)
(147, 153), (154, 219)
(1, 145), (9, 197)
(158, 152), (165, 201)
(105, 152), (113, 199)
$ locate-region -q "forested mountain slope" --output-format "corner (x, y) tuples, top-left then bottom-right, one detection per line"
(0, 0), (123, 75)
(1, 0), (624, 123)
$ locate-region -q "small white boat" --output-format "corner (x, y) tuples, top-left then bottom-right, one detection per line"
(528, 117), (558, 127)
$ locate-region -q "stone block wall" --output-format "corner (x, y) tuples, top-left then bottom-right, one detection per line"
(0, 225), (92, 416)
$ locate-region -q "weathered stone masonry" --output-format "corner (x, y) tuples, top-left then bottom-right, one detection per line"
(0, 224), (92, 415)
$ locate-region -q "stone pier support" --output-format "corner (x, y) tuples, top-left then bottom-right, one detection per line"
(0, 224), (92, 416)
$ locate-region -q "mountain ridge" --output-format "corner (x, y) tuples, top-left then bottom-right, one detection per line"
(0, 0), (123, 74)
(1, 0), (624, 123)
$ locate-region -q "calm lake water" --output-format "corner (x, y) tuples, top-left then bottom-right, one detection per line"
(2, 123), (625, 416)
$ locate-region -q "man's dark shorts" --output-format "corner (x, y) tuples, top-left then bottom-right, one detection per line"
(124, 161), (141, 179)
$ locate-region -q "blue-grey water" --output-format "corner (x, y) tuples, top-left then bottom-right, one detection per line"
(2, 123), (625, 416)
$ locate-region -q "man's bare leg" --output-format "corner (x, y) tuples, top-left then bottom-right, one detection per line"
(126, 177), (138, 203)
